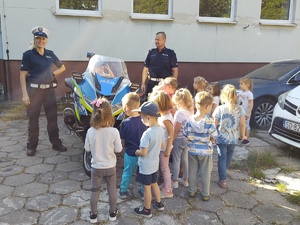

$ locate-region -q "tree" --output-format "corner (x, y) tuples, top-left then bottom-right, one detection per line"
(199, 0), (231, 18)
(133, 0), (168, 15)
(59, 0), (98, 10)
(261, 0), (290, 20)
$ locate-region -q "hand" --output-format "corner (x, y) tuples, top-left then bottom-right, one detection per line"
(164, 151), (170, 157)
(22, 95), (30, 105)
(141, 84), (146, 93)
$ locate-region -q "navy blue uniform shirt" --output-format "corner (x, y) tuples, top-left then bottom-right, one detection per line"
(20, 48), (63, 84)
(144, 47), (178, 79)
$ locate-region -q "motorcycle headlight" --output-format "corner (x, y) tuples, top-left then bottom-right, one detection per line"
(277, 91), (289, 109)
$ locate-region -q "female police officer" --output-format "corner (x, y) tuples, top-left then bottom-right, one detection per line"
(20, 26), (67, 156)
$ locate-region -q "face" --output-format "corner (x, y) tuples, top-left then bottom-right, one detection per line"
(163, 84), (174, 95)
(239, 81), (247, 91)
(155, 34), (166, 49)
(34, 36), (47, 48)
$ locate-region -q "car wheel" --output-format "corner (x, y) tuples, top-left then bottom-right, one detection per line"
(251, 98), (276, 130)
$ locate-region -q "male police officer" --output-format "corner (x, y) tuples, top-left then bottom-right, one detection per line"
(141, 32), (178, 97)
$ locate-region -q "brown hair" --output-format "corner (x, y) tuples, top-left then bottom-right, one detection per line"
(121, 92), (140, 110)
(90, 98), (115, 129)
(149, 90), (173, 112)
(210, 82), (220, 96)
(195, 91), (213, 109)
(240, 77), (253, 92)
(172, 88), (194, 112)
(220, 84), (238, 111)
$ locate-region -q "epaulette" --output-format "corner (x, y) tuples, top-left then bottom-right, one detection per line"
(148, 48), (156, 52)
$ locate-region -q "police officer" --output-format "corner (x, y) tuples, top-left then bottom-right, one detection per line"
(20, 26), (67, 156)
(141, 32), (178, 97)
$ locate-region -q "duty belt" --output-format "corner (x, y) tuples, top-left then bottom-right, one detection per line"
(147, 75), (164, 82)
(30, 83), (57, 89)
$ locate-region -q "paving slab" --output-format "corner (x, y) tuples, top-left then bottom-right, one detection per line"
(0, 114), (300, 224)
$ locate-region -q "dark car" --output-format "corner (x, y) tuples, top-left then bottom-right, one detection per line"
(218, 60), (300, 130)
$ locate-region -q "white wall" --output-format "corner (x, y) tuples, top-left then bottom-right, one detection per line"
(1, 0), (300, 62)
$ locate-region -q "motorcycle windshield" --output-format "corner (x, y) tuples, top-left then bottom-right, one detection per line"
(85, 54), (130, 96)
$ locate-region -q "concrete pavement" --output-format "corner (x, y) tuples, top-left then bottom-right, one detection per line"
(0, 115), (300, 225)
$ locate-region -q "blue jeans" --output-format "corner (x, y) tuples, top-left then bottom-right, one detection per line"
(188, 154), (213, 196)
(217, 144), (236, 181)
(120, 153), (143, 193)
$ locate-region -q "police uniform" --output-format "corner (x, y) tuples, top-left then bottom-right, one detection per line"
(144, 47), (178, 96)
(20, 27), (66, 155)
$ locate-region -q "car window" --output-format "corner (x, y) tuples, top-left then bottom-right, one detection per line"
(246, 63), (300, 80)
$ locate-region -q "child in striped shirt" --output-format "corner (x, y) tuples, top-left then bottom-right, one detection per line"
(183, 91), (218, 201)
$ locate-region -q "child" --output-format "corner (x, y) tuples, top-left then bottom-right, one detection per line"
(183, 91), (218, 201)
(133, 101), (165, 218)
(238, 77), (254, 144)
(209, 81), (221, 117)
(119, 92), (147, 199)
(84, 97), (122, 223)
(193, 76), (209, 95)
(213, 84), (246, 189)
(150, 91), (174, 198)
(152, 77), (178, 98)
(171, 88), (194, 188)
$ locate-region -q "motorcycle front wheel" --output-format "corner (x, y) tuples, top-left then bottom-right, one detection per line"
(83, 150), (92, 177)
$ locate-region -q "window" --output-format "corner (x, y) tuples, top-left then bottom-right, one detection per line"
(260, 0), (296, 25)
(198, 0), (237, 23)
(55, 0), (102, 17)
(131, 0), (173, 20)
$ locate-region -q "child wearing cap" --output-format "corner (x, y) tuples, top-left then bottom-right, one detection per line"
(133, 101), (165, 218)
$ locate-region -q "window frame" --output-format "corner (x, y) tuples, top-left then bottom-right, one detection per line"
(130, 0), (173, 21)
(198, 0), (237, 24)
(55, 0), (103, 17)
(260, 0), (296, 26)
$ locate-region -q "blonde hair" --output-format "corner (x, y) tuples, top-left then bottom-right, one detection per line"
(164, 77), (178, 90)
(195, 91), (213, 109)
(149, 90), (173, 112)
(220, 84), (238, 111)
(194, 76), (208, 92)
(172, 88), (194, 111)
(240, 77), (253, 92)
(122, 92), (140, 110)
(90, 98), (115, 128)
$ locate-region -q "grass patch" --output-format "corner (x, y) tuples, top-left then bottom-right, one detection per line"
(286, 191), (300, 205)
(276, 183), (287, 193)
(246, 150), (278, 179)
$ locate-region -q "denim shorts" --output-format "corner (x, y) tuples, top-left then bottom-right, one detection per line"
(135, 166), (158, 185)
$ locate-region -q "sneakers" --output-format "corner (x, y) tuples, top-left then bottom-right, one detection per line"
(134, 206), (152, 218)
(172, 180), (178, 189)
(52, 144), (67, 152)
(27, 149), (36, 156)
(89, 212), (97, 223)
(178, 178), (189, 187)
(201, 195), (210, 201)
(188, 191), (196, 198)
(119, 190), (128, 199)
(241, 139), (250, 145)
(160, 190), (173, 199)
(109, 209), (118, 221)
(153, 200), (164, 211)
(218, 181), (227, 189)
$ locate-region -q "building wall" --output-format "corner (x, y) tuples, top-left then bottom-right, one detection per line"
(0, 0), (299, 99)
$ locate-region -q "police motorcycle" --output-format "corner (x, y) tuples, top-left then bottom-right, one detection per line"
(63, 54), (138, 177)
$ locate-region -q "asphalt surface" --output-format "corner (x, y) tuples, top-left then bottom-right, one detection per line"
(0, 114), (300, 225)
